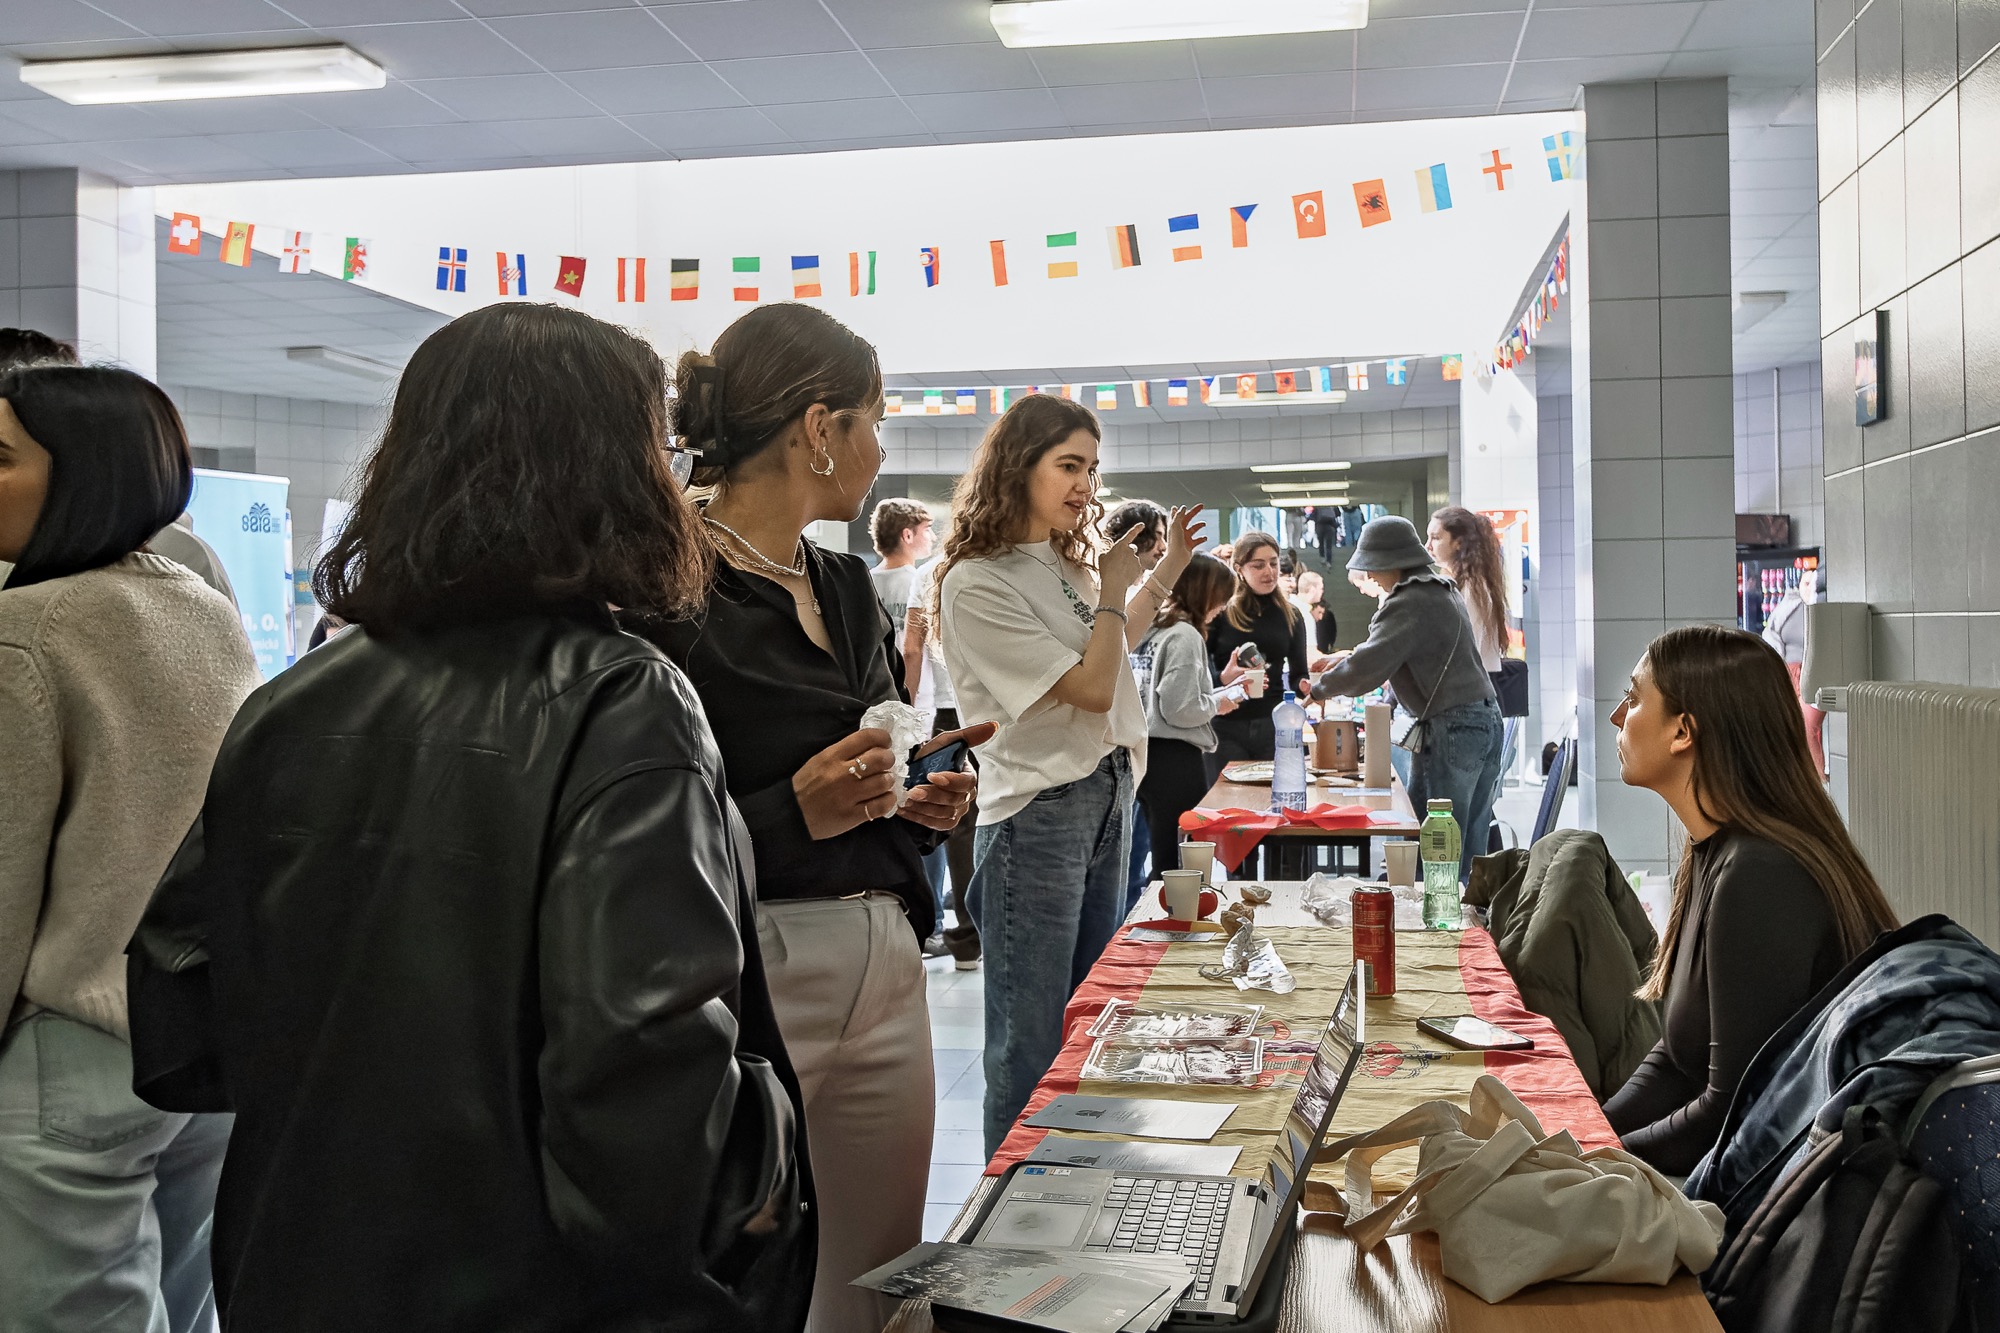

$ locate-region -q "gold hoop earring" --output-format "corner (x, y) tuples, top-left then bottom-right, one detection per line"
(810, 449), (835, 477)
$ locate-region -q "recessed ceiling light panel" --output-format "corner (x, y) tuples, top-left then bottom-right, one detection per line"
(991, 0), (1368, 48)
(22, 45), (386, 105)
(1249, 460), (1355, 474)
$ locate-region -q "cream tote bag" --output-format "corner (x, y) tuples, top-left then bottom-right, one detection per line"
(1317, 1075), (1726, 1303)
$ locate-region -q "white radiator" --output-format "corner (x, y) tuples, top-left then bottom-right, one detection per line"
(1848, 680), (2000, 945)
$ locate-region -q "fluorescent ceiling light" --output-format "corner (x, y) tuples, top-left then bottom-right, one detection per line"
(287, 345), (398, 381)
(22, 45), (385, 105)
(991, 0), (1368, 47)
(1249, 460), (1354, 474)
(1271, 496), (1353, 508)
(1261, 481), (1350, 492)
(1206, 389), (1347, 407)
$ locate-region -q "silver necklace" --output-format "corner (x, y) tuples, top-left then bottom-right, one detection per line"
(703, 516), (819, 614)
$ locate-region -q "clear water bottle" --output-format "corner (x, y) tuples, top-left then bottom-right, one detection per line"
(1420, 798), (1462, 929)
(1271, 692), (1308, 813)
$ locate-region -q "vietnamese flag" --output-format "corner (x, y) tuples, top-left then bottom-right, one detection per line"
(555, 256), (586, 297)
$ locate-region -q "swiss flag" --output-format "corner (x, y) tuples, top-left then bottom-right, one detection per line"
(555, 256), (586, 297)
(168, 213), (202, 255)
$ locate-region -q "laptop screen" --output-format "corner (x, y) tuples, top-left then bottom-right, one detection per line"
(1237, 965), (1365, 1305)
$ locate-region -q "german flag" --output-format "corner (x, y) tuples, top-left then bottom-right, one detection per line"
(670, 258), (698, 301)
(1107, 223), (1141, 269)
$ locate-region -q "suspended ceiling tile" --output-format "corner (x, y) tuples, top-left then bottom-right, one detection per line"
(348, 121), (527, 161)
(1519, 3), (1704, 59)
(867, 43), (1046, 98)
(760, 96), (925, 141)
(1190, 31), (1361, 80)
(1503, 56), (1666, 103)
(272, 84), (466, 129)
(82, 0), (303, 39)
(0, 0), (145, 45)
(284, 0), (465, 23)
(620, 104), (790, 151)
(484, 9), (696, 70)
(561, 63), (744, 114)
(708, 51), (897, 104)
(1352, 63), (1510, 113)
(1199, 72), (1354, 119)
(488, 114), (661, 155)
(1028, 42), (1199, 88)
(321, 21), (541, 80)
(1356, 13), (1525, 69)
(650, 0), (856, 61)
(818, 0), (997, 50)
(904, 87), (1069, 134)
(1050, 78), (1210, 126)
(212, 128), (402, 170)
(410, 73), (606, 121)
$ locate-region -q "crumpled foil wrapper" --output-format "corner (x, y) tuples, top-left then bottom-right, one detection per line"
(860, 700), (928, 803)
(1201, 925), (1296, 994)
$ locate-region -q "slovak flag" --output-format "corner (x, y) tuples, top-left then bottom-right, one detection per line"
(497, 252), (526, 295)
(279, 231), (312, 275)
(921, 246), (941, 287)
(436, 246), (467, 293)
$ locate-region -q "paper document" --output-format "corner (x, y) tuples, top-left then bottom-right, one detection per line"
(1025, 1095), (1237, 1140)
(853, 1242), (1183, 1333)
(1028, 1136), (1243, 1175)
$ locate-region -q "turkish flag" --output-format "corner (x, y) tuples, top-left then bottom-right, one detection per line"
(1293, 191), (1326, 239)
(555, 256), (586, 297)
(167, 213), (202, 255)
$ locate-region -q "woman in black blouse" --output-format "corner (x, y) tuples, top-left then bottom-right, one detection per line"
(1205, 531), (1313, 777)
(1601, 625), (1898, 1175)
(627, 303), (986, 1333)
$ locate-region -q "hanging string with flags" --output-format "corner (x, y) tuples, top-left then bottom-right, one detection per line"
(1484, 233), (1569, 375)
(880, 356), (1456, 418)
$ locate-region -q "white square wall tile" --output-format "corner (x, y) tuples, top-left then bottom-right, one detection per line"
(1657, 215), (1731, 297)
(1662, 456), (1735, 538)
(1587, 378), (1664, 457)
(1585, 219), (1660, 299)
(1590, 539), (1666, 619)
(1659, 297), (1731, 377)
(1589, 300), (1662, 378)
(1582, 138), (1659, 221)
(1662, 376), (1734, 456)
(1583, 81), (1657, 140)
(1655, 78), (1727, 136)
(1661, 537), (1736, 619)
(1657, 134), (1730, 217)
(1590, 459), (1665, 539)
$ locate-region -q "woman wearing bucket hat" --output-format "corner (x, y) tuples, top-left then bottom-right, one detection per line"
(1311, 515), (1504, 881)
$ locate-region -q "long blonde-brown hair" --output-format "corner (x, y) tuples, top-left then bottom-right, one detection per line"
(1431, 505), (1509, 654)
(1635, 625), (1898, 1000)
(931, 393), (1103, 626)
(1223, 530), (1299, 634)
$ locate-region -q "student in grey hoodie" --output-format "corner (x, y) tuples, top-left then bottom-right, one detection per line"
(1134, 554), (1248, 879)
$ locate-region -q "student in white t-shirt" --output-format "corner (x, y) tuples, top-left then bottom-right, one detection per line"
(867, 496), (932, 633)
(934, 393), (1204, 1155)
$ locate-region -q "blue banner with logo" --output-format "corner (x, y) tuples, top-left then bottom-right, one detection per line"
(187, 469), (293, 680)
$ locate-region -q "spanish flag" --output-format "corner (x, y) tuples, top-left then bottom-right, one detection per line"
(670, 258), (698, 301)
(1107, 223), (1141, 269)
(219, 221), (254, 267)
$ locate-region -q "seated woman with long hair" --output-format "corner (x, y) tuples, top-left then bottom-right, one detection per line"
(1602, 625), (1899, 1175)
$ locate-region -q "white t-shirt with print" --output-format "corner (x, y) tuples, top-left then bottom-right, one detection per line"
(940, 542), (1147, 826)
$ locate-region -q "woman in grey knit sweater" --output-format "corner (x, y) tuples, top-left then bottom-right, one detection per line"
(1135, 554), (1247, 878)
(1312, 516), (1503, 880)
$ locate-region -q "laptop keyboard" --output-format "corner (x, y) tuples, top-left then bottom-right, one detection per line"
(1084, 1176), (1232, 1301)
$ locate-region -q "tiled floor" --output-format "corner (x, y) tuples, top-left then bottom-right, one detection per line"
(914, 772), (1558, 1242)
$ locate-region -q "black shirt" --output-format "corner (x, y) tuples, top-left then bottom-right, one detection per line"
(1206, 594), (1312, 750)
(1603, 827), (1845, 1175)
(627, 545), (938, 940)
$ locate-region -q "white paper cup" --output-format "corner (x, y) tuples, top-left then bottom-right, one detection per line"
(1179, 842), (1216, 880)
(1385, 839), (1419, 887)
(1244, 670), (1267, 699)
(1161, 870), (1206, 921)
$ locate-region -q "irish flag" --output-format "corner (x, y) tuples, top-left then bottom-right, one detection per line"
(1046, 232), (1078, 279)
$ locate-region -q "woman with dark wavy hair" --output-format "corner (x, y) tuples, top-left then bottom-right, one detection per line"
(1602, 625), (1898, 1175)
(933, 393), (1202, 1155)
(126, 304), (813, 1332)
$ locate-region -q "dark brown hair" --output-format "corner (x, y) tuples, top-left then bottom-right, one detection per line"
(870, 497), (931, 556)
(1153, 553), (1235, 637)
(315, 303), (708, 631)
(1636, 625), (1899, 1000)
(1105, 499), (1167, 557)
(671, 303), (880, 488)
(931, 393), (1103, 624)
(0, 327), (79, 370)
(4, 365), (191, 589)
(1431, 505), (1509, 655)
(1223, 530), (1299, 634)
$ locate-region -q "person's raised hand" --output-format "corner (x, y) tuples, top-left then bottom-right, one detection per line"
(793, 728), (898, 840)
(1154, 505), (1207, 585)
(1100, 523), (1145, 598)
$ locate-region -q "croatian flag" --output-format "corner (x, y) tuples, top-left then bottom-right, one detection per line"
(498, 252), (526, 295)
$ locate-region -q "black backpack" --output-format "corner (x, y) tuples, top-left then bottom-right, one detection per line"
(1703, 1105), (1960, 1333)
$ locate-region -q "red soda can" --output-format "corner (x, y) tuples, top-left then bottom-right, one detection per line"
(1351, 885), (1396, 997)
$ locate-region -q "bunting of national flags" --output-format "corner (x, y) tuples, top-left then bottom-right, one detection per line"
(157, 126), (1570, 307)
(877, 354), (1468, 418)
(1483, 233), (1569, 374)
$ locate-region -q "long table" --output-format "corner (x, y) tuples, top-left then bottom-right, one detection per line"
(888, 884), (1721, 1333)
(1196, 774), (1423, 878)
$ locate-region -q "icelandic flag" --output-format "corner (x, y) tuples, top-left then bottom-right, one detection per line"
(436, 246), (467, 293)
(1414, 163), (1453, 213)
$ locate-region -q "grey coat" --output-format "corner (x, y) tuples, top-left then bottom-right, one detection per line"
(1309, 572), (1494, 716)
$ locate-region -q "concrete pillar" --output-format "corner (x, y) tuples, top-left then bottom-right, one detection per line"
(1572, 79), (1739, 873)
(0, 168), (156, 378)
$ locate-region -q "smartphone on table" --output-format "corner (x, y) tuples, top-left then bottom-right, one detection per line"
(1416, 1014), (1534, 1052)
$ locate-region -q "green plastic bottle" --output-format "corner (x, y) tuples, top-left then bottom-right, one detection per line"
(1420, 798), (1462, 930)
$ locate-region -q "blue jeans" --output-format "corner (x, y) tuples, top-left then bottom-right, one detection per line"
(1408, 698), (1506, 882)
(969, 749), (1133, 1156)
(1123, 796), (1151, 913)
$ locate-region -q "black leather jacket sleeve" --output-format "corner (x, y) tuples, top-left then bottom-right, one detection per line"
(127, 815), (231, 1114)
(535, 754), (802, 1309)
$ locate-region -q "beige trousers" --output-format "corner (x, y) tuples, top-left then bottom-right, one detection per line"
(757, 894), (934, 1333)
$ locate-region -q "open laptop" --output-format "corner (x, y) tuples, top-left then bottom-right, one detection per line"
(964, 965), (1366, 1327)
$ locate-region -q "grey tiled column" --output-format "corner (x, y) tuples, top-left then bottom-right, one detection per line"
(1572, 79), (1739, 873)
(0, 168), (156, 378)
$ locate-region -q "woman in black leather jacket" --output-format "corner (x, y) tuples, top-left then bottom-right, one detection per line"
(125, 304), (813, 1333)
